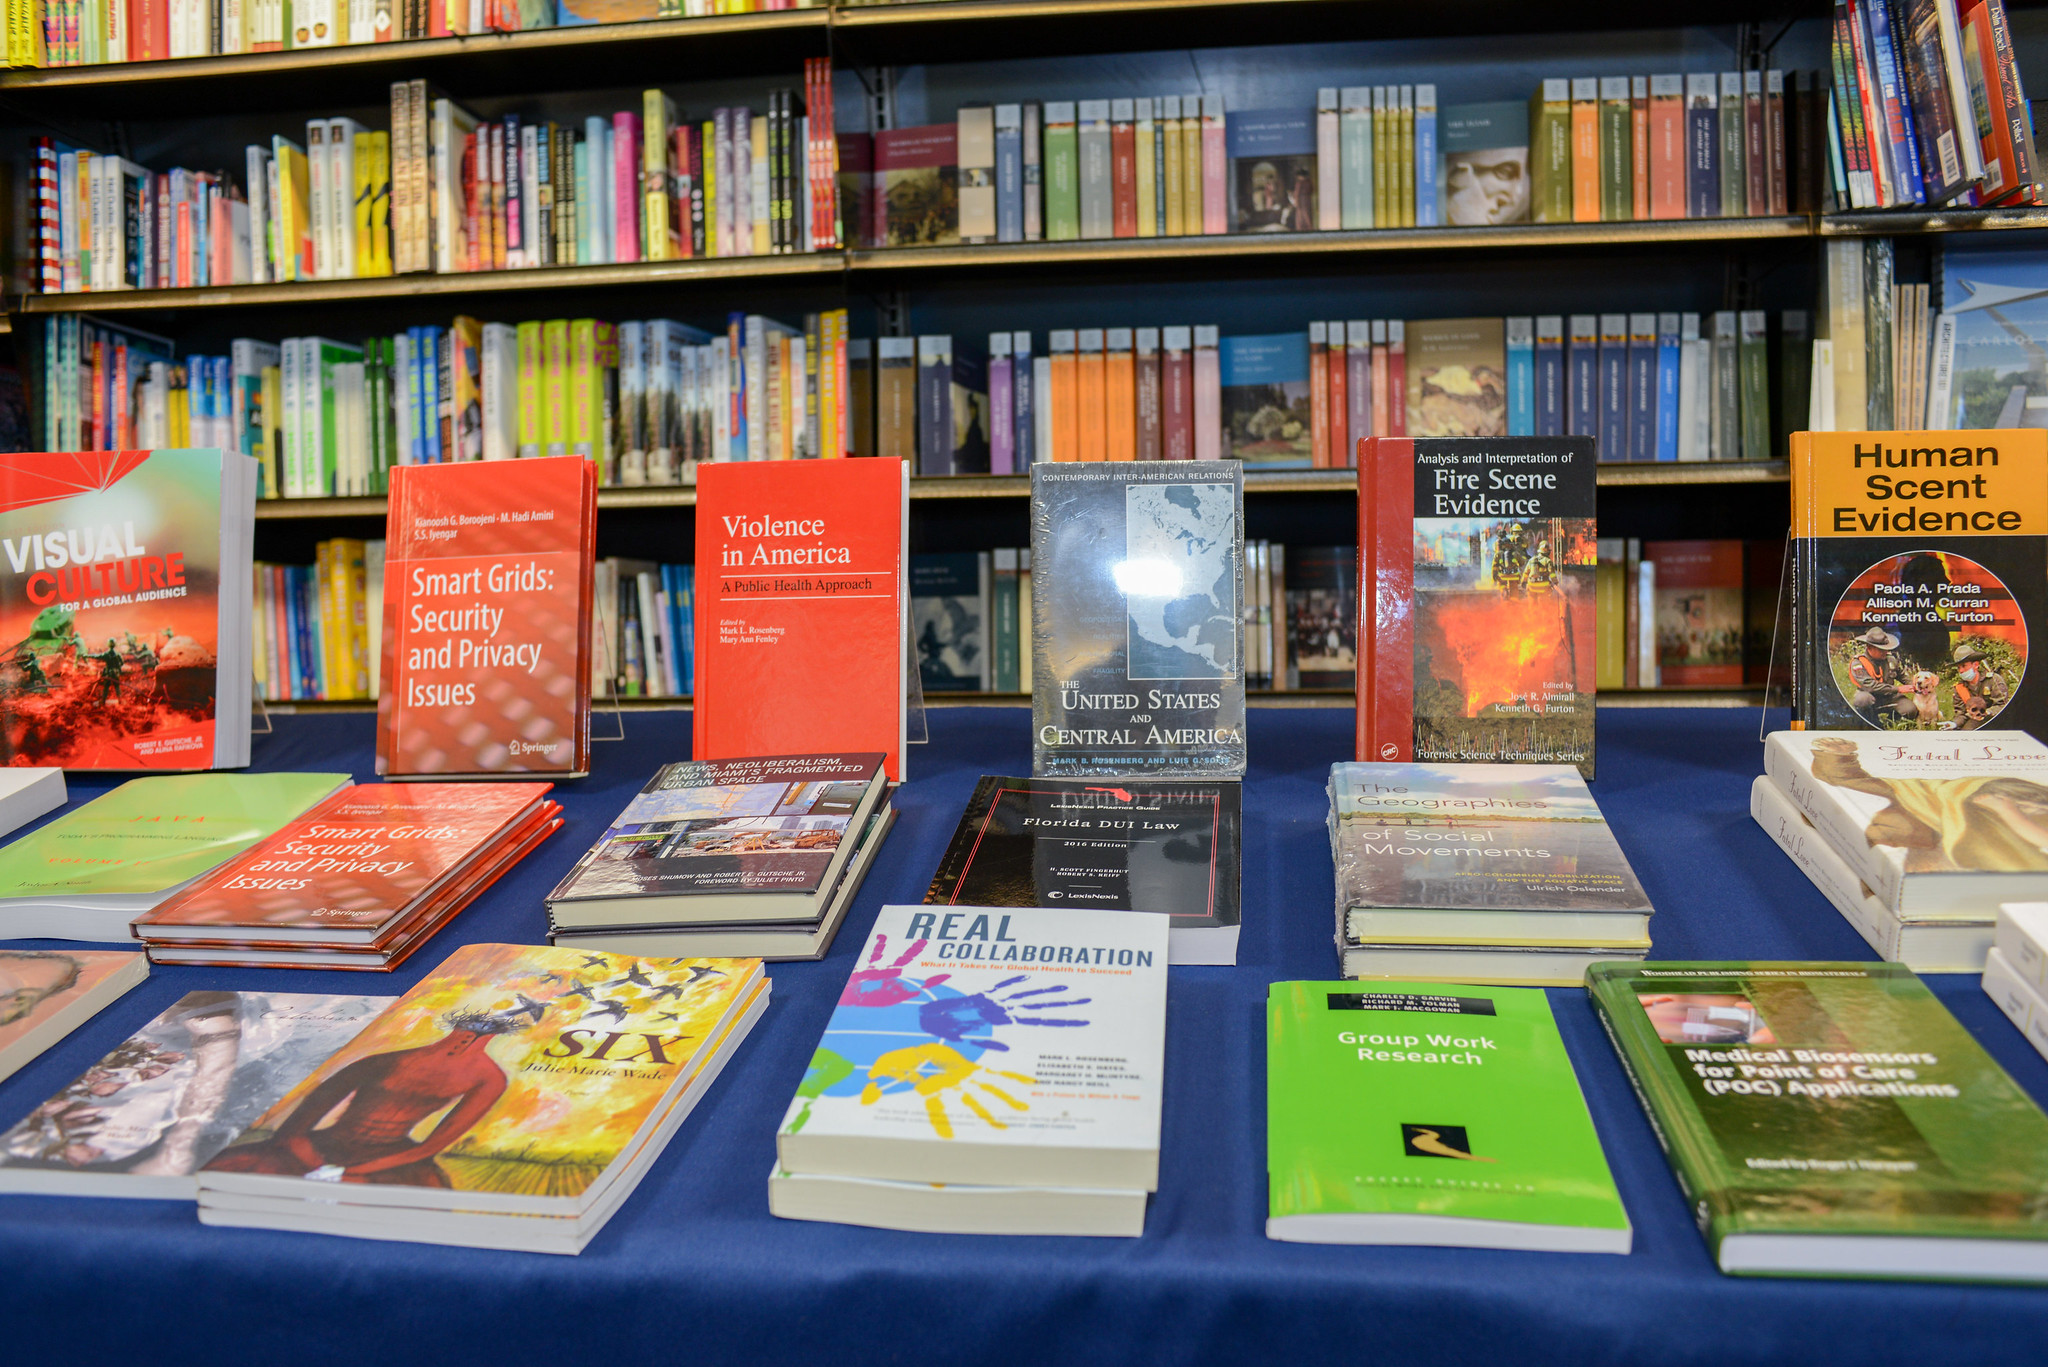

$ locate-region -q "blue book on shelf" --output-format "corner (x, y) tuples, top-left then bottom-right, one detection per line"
(1597, 317), (1628, 463)
(1013, 333), (1035, 466)
(1534, 317), (1564, 437)
(1654, 313), (1680, 461)
(1414, 86), (1438, 226)
(996, 105), (1024, 243)
(1506, 318), (1534, 437)
(1626, 315), (1656, 462)
(1220, 332), (1315, 468)
(1863, 0), (1926, 205)
(1567, 318), (1599, 439)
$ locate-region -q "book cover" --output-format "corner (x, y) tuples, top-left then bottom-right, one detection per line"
(0, 949), (145, 1084)
(376, 454), (596, 777)
(956, 105), (995, 244)
(1646, 539), (1745, 685)
(1941, 245), (2048, 425)
(1267, 979), (1630, 1250)
(693, 460), (907, 778)
(1031, 462), (1245, 778)
(1404, 318), (1506, 438)
(1788, 429), (2042, 733)
(874, 124), (958, 249)
(0, 449), (252, 769)
(1588, 959), (2048, 1279)
(0, 991), (391, 1193)
(775, 904), (1167, 1188)
(1356, 437), (1598, 775)
(1226, 108), (1316, 233)
(1077, 100), (1111, 239)
(1438, 102), (1530, 226)
(923, 776), (1241, 963)
(1285, 544), (1357, 688)
(1220, 333), (1312, 468)
(913, 551), (989, 694)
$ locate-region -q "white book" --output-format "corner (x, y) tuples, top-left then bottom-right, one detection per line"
(279, 336), (302, 496)
(1809, 337), (1835, 430)
(1315, 87), (1340, 231)
(305, 122), (329, 280)
(1635, 558), (1656, 685)
(1675, 313), (1704, 461)
(769, 1164), (1146, 1237)
(1995, 902), (2048, 994)
(775, 904), (1168, 1191)
(334, 361), (366, 495)
(1763, 730), (2048, 917)
(433, 100), (478, 275)
(326, 118), (365, 279)
(347, 0), (373, 43)
(1751, 775), (1992, 972)
(0, 769), (64, 841)
(1034, 353), (1054, 466)
(1981, 946), (2048, 1064)
(480, 322), (516, 461)
(1925, 312), (1957, 427)
(391, 330), (415, 469)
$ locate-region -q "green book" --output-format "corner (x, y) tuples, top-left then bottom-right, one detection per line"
(1266, 980), (1631, 1252)
(1588, 961), (2048, 1281)
(1043, 101), (1080, 242)
(1598, 77), (1631, 222)
(1736, 310), (1769, 462)
(0, 773), (350, 939)
(1716, 73), (1744, 221)
(1528, 78), (1571, 224)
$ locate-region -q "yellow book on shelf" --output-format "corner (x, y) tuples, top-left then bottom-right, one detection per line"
(260, 366), (283, 497)
(355, 130), (393, 278)
(340, 537), (369, 699)
(542, 319), (570, 456)
(273, 137), (311, 282)
(700, 119), (717, 261)
(1161, 99), (1185, 237)
(516, 320), (544, 458)
(642, 90), (674, 263)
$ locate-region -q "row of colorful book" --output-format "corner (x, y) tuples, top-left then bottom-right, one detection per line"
(254, 539), (386, 703)
(1595, 538), (1786, 694)
(594, 557), (695, 700)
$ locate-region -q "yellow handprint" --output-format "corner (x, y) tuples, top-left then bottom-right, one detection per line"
(860, 1042), (1035, 1140)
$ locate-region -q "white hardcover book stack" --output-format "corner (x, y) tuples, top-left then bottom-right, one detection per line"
(1982, 904), (2048, 1062)
(770, 905), (1168, 1236)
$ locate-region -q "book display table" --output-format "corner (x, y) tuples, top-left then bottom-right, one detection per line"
(6, 705), (2046, 1363)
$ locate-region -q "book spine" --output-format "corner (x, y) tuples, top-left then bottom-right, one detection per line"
(1654, 314), (1680, 462)
(1766, 68), (1790, 213)
(1531, 79), (1571, 222)
(1571, 77), (1600, 222)
(1200, 95), (1227, 234)
(1534, 316), (1565, 438)
(1599, 77), (1631, 220)
(1745, 69), (1769, 213)
(1505, 317), (1534, 437)
(1414, 83), (1436, 226)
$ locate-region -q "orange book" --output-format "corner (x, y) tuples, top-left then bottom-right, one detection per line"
(1630, 75), (1650, 220)
(1648, 74), (1685, 220)
(1570, 78), (1599, 223)
(1326, 324), (1348, 469)
(1049, 330), (1078, 461)
(1309, 322), (1330, 469)
(1076, 328), (1107, 462)
(1104, 328), (1137, 461)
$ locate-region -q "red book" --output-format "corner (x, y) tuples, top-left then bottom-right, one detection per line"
(1161, 326), (1193, 460)
(1644, 539), (1744, 686)
(1386, 323), (1407, 437)
(693, 459), (909, 779)
(127, 0), (167, 60)
(1326, 331), (1348, 464)
(377, 455), (597, 778)
(1308, 324), (1329, 469)
(1111, 100), (1137, 238)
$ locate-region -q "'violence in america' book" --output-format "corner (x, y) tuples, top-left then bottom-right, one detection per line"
(924, 774), (1241, 965)
(377, 454), (597, 778)
(0, 449), (258, 770)
(1357, 436), (1596, 777)
(1031, 462), (1245, 779)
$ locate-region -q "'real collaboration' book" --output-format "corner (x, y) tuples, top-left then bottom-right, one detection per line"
(1588, 960), (2048, 1281)
(377, 454), (597, 778)
(1788, 429), (2043, 735)
(1357, 436), (1597, 777)
(1031, 462), (1245, 779)
(924, 775), (1241, 964)
(1267, 980), (1629, 1251)
(0, 449), (258, 770)
(0, 950), (148, 1087)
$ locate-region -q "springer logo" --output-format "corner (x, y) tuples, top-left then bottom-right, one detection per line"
(1401, 1124), (1495, 1162)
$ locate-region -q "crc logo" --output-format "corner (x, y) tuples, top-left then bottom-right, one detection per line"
(1401, 1124), (1495, 1162)
(1379, 744), (1398, 760)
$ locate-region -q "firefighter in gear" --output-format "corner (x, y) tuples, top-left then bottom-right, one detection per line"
(1493, 522), (1530, 594)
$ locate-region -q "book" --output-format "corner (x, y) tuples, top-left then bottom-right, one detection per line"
(1030, 462), (1245, 778)
(1686, 72), (1721, 215)
(1078, 99), (1112, 239)
(0, 950), (147, 1087)
(1220, 333), (1313, 468)
(692, 459), (908, 779)
(1404, 318), (1506, 438)
(197, 943), (766, 1254)
(955, 104), (995, 244)
(1645, 539), (1744, 685)
(1439, 101), (1530, 225)
(0, 448), (257, 770)
(1981, 942), (2048, 1061)
(0, 772), (347, 939)
(376, 453), (597, 778)
(913, 551), (990, 694)
(0, 990), (390, 1196)
(1284, 544), (1357, 688)
(1942, 245), (2048, 426)
(774, 904), (1166, 1191)
(1266, 979), (1630, 1251)
(873, 124), (958, 248)
(1589, 958), (2048, 1281)
(1530, 79), (1571, 222)
(545, 754), (887, 929)
(1330, 760), (1652, 950)
(1788, 429), (2043, 734)
(769, 1163), (1145, 1238)
(1226, 108), (1316, 233)
(0, 768), (62, 839)
(923, 775), (1241, 965)
(1355, 436), (1598, 776)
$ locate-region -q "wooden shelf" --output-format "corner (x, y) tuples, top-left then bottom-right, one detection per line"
(1820, 206), (2048, 237)
(1596, 460), (1787, 486)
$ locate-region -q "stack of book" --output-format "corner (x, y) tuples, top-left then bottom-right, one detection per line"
(1329, 761), (1655, 987)
(1753, 730), (2048, 973)
(196, 943), (767, 1254)
(547, 755), (894, 961)
(1984, 903), (2048, 1060)
(132, 782), (563, 969)
(770, 905), (1167, 1236)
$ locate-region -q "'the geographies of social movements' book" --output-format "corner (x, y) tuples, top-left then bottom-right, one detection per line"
(1357, 437), (1598, 776)
(0, 449), (258, 770)
(377, 455), (597, 779)
(1589, 960), (2048, 1281)
(1788, 429), (2045, 735)
(924, 775), (1242, 964)
(1266, 979), (1630, 1251)
(0, 950), (148, 1085)
(1031, 463), (1246, 779)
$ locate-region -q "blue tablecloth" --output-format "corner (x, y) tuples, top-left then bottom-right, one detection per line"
(8, 705), (2048, 1365)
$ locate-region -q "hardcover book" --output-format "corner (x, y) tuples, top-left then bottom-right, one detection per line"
(1031, 462), (1245, 779)
(1404, 318), (1507, 438)
(1646, 539), (1745, 685)
(1226, 108), (1317, 233)
(0, 950), (148, 1086)
(775, 904), (1167, 1190)
(0, 990), (392, 1197)
(1356, 437), (1598, 776)
(377, 454), (596, 778)
(1220, 333), (1313, 468)
(0, 449), (257, 770)
(1267, 980), (1630, 1251)
(1588, 959), (2048, 1280)
(923, 775), (1241, 964)
(874, 124), (959, 249)
(1285, 544), (1358, 689)
(694, 459), (909, 779)
(1788, 429), (2043, 734)
(912, 552), (990, 694)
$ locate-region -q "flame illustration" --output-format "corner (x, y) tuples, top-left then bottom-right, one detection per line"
(1425, 592), (1575, 717)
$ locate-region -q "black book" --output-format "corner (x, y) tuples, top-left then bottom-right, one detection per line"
(924, 775), (1242, 965)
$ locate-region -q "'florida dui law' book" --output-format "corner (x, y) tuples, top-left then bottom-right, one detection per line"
(1266, 980), (1630, 1251)
(1788, 430), (2044, 735)
(1589, 960), (2048, 1281)
(1031, 462), (1245, 779)
(377, 455), (597, 778)
(1356, 437), (1597, 777)
(0, 449), (258, 770)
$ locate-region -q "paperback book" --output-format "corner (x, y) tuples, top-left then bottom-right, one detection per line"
(0, 950), (148, 1086)
(1031, 463), (1246, 779)
(924, 775), (1242, 964)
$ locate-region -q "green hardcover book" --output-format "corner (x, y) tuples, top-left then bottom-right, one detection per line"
(1716, 73), (1745, 220)
(1598, 76), (1632, 222)
(1266, 980), (1631, 1251)
(1529, 78), (1572, 223)
(1588, 960), (2048, 1281)
(1736, 310), (1769, 462)
(1043, 101), (1080, 243)
(991, 546), (1020, 693)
